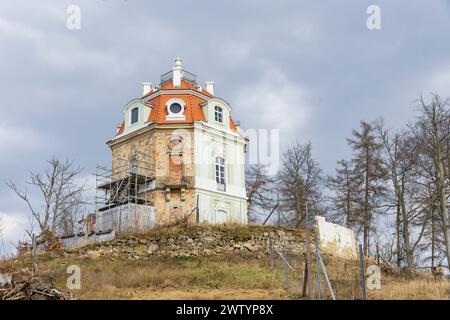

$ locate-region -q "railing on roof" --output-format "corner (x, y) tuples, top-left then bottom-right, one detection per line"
(160, 69), (197, 85)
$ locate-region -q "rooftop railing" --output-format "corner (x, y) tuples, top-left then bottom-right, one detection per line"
(160, 69), (197, 85)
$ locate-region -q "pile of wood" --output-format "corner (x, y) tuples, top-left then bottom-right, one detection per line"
(0, 277), (70, 300)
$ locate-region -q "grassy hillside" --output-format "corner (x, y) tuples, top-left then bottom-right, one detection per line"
(1, 224), (449, 300)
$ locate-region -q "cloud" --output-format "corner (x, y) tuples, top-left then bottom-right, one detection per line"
(1, 0), (450, 253)
(0, 123), (46, 156)
(426, 65), (450, 98)
(234, 68), (312, 136)
(0, 211), (28, 253)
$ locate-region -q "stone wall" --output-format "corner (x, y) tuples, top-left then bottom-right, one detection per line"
(109, 126), (197, 225)
(72, 225), (307, 260)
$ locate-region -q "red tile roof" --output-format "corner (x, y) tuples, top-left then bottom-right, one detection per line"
(116, 79), (238, 136)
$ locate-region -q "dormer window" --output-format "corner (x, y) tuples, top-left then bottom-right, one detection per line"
(131, 107), (139, 124)
(214, 106), (223, 123)
(165, 98), (186, 120)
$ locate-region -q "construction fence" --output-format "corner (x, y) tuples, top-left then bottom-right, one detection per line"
(266, 234), (364, 300)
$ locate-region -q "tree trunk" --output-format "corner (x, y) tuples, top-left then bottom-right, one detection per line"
(396, 201), (402, 267)
(431, 209), (435, 268)
(437, 156), (450, 270)
(364, 155), (370, 256)
(400, 176), (414, 273)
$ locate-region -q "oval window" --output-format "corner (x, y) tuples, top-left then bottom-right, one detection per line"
(169, 103), (182, 114)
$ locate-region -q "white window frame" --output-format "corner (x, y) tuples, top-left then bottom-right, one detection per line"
(165, 98), (186, 120)
(215, 156), (226, 191)
(214, 106), (223, 123)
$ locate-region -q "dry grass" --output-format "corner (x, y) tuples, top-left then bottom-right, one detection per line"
(368, 275), (450, 300)
(123, 222), (304, 242)
(40, 255), (289, 300)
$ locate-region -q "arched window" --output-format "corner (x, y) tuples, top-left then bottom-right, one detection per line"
(131, 107), (139, 124)
(214, 106), (223, 123)
(215, 157), (225, 190)
(130, 158), (137, 174)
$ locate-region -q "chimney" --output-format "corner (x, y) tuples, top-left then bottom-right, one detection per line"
(142, 82), (153, 96)
(205, 81), (214, 95)
(172, 57), (182, 87)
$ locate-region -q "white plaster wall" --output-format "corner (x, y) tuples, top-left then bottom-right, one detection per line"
(315, 216), (357, 259)
(195, 189), (248, 224)
(193, 121), (248, 224)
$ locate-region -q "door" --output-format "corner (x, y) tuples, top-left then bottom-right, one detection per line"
(215, 209), (228, 224)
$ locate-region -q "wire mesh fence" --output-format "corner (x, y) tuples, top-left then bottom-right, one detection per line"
(266, 235), (364, 300)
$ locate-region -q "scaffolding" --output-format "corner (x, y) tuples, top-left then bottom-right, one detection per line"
(93, 150), (157, 234)
(94, 150), (155, 213)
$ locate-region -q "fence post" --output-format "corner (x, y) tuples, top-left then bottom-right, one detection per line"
(31, 234), (37, 278)
(315, 239), (335, 300)
(268, 235), (274, 268)
(283, 243), (289, 289)
(359, 243), (367, 300)
(302, 202), (313, 299)
(315, 238), (322, 300)
(195, 194), (200, 223)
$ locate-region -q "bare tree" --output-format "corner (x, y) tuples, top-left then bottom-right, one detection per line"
(377, 121), (429, 273)
(0, 216), (4, 259)
(245, 164), (275, 223)
(327, 159), (359, 228)
(6, 157), (87, 239)
(347, 120), (387, 255)
(412, 93), (450, 270)
(277, 141), (323, 228)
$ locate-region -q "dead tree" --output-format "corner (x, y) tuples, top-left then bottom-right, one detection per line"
(277, 141), (323, 228)
(245, 164), (275, 223)
(377, 121), (429, 273)
(412, 93), (450, 270)
(6, 156), (87, 240)
(0, 216), (4, 257)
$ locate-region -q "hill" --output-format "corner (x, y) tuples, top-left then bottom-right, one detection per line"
(1, 224), (449, 300)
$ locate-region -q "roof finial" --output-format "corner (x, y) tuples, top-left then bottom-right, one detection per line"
(174, 57), (182, 68)
(172, 58), (182, 87)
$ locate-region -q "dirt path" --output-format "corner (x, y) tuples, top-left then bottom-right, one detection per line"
(80, 288), (289, 300)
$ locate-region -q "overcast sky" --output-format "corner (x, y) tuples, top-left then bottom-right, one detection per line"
(1, 0), (450, 253)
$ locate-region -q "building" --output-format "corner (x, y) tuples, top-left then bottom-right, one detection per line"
(95, 58), (248, 233)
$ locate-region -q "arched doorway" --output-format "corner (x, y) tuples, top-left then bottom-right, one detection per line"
(215, 209), (228, 224)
